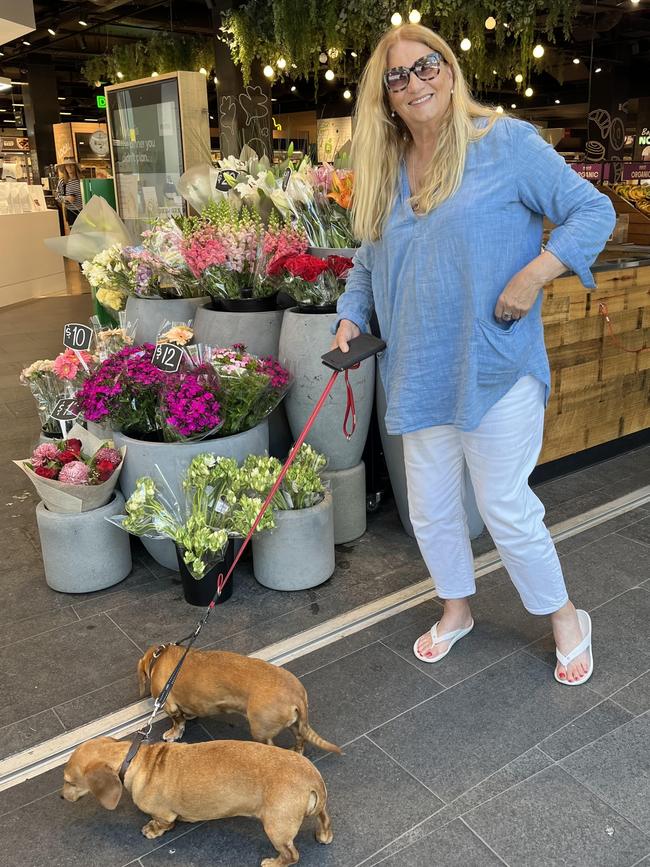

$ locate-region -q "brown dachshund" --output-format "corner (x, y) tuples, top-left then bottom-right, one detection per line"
(62, 736), (333, 867)
(137, 644), (341, 755)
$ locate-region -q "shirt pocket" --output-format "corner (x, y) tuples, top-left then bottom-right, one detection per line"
(474, 317), (530, 384)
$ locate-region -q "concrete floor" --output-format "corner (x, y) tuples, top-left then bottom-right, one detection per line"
(0, 293), (649, 866)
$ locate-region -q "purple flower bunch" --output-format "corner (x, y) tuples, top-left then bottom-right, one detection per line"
(160, 365), (222, 442)
(259, 357), (291, 391)
(75, 344), (165, 435)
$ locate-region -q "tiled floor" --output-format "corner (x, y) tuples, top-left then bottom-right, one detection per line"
(1, 295), (649, 866)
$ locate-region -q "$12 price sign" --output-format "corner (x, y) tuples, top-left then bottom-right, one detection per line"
(152, 343), (185, 373)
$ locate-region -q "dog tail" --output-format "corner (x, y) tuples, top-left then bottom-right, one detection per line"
(296, 706), (342, 755)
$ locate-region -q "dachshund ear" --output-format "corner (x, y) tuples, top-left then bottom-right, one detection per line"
(137, 653), (151, 698)
(86, 762), (123, 810)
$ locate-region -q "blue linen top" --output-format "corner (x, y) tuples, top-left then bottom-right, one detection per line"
(335, 117), (616, 435)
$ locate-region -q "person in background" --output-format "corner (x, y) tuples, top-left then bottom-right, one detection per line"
(55, 158), (82, 227)
(332, 23), (616, 686)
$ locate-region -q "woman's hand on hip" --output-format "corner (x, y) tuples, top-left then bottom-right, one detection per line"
(494, 251), (565, 321)
(331, 319), (360, 351)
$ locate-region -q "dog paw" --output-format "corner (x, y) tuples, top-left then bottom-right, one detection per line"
(141, 821), (164, 839)
(162, 728), (181, 742)
(316, 829), (334, 845)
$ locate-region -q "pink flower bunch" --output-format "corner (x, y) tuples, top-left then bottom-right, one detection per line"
(27, 437), (121, 485)
(181, 225), (230, 278)
(259, 357), (291, 390)
(160, 365), (222, 441)
(262, 226), (308, 274)
(309, 164), (335, 194)
(52, 348), (94, 381)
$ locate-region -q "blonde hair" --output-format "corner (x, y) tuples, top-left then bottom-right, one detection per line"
(351, 24), (500, 241)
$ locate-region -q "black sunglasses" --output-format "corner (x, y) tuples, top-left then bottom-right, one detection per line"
(384, 51), (443, 93)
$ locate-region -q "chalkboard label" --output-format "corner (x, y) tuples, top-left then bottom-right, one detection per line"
(63, 323), (93, 351)
(152, 343), (184, 373)
(215, 170), (238, 192)
(282, 168), (291, 191)
(50, 398), (78, 422)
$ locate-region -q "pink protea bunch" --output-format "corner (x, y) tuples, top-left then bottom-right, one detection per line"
(93, 446), (122, 467)
(31, 442), (59, 467)
(59, 461), (90, 485)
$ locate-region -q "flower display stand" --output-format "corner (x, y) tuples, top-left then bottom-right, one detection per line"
(36, 492), (132, 592)
(322, 461), (366, 544)
(375, 370), (484, 540)
(252, 492), (335, 590)
(279, 309), (375, 471)
(125, 296), (209, 345)
(114, 420), (270, 570)
(193, 304), (285, 357)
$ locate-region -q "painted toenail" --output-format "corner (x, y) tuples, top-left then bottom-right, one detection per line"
(558, 671), (566, 679)
(425, 652), (432, 658)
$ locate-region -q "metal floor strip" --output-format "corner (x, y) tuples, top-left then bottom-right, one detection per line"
(1, 484), (649, 793)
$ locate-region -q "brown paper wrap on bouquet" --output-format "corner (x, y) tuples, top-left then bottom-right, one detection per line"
(14, 424), (126, 514)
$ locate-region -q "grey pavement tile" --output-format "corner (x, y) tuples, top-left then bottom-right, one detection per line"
(555, 508), (650, 557)
(464, 764), (650, 867)
(557, 535), (650, 611)
(1, 565), (78, 625)
(534, 469), (611, 510)
(0, 709), (65, 762)
(381, 568), (552, 688)
(54, 674), (142, 731)
(561, 713), (650, 834)
(617, 515), (650, 549)
(284, 603), (442, 679)
(0, 605), (79, 649)
(142, 736), (443, 867)
(525, 589), (650, 698)
(371, 818), (504, 866)
(0, 767), (64, 818)
(0, 614), (141, 728)
(70, 571), (171, 620)
(611, 672), (650, 716)
(298, 642), (444, 752)
(369, 650), (598, 802)
(538, 700), (634, 761)
(362, 748), (553, 865)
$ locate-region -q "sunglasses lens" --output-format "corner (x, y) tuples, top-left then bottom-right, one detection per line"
(385, 70), (409, 92)
(415, 57), (440, 80)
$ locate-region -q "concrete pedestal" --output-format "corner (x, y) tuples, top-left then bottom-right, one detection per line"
(322, 461), (366, 544)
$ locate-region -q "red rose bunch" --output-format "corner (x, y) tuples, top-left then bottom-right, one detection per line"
(269, 253), (353, 308)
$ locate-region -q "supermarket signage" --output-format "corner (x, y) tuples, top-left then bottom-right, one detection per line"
(570, 163), (602, 181)
(96, 95), (107, 109)
(622, 162), (650, 181)
(637, 127), (650, 146)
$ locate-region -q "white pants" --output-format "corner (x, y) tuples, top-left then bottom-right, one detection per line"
(403, 376), (568, 615)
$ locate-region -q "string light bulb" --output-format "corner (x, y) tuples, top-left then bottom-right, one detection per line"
(48, 28), (56, 36)
(325, 69), (335, 81)
(515, 73), (523, 83)
(319, 52), (328, 63)
(290, 85), (296, 92)
(263, 65), (274, 78)
(485, 16), (497, 29)
(511, 103), (517, 108)
(555, 98), (560, 104)
(151, 71), (159, 77)
(116, 71), (124, 79)
(409, 9), (421, 23)
(572, 57), (580, 64)
(79, 20), (88, 27)
(460, 37), (471, 51)
(343, 89), (352, 99)
(391, 12), (403, 26)
(496, 105), (504, 113)
(525, 86), (533, 97)
(533, 44), (544, 58)
(595, 67), (602, 73)
(199, 67), (208, 76)
(276, 57), (287, 69)
(351, 51), (358, 58)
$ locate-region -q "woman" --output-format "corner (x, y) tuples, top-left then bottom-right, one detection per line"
(55, 158), (82, 227)
(332, 24), (615, 686)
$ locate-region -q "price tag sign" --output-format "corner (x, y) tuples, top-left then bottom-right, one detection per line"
(215, 170), (238, 192)
(282, 168), (291, 191)
(50, 398), (78, 422)
(63, 323), (93, 352)
(152, 343), (184, 373)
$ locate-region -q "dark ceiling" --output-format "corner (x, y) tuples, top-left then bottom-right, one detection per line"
(1, 0), (649, 131)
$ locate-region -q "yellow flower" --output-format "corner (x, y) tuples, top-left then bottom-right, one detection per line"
(96, 286), (127, 311)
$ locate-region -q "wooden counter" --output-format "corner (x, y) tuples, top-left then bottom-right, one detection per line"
(540, 256), (650, 463)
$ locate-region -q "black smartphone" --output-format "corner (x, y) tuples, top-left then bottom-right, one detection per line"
(321, 333), (387, 371)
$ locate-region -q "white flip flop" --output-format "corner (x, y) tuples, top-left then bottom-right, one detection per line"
(554, 609), (593, 686)
(412, 620), (474, 663)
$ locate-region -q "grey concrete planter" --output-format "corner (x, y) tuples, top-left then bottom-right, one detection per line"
(36, 492), (132, 593)
(193, 303), (285, 357)
(86, 420), (114, 441)
(125, 296), (210, 345)
(252, 492), (335, 590)
(322, 461), (366, 544)
(113, 420), (269, 570)
(279, 308), (375, 471)
(376, 369), (484, 540)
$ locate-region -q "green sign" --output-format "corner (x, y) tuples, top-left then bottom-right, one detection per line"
(96, 95), (107, 109)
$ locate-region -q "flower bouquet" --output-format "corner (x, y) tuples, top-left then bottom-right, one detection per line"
(14, 423), (125, 513)
(82, 244), (134, 313)
(141, 219), (202, 298)
(20, 348), (95, 436)
(114, 453), (274, 580)
(269, 253), (353, 310)
(90, 312), (136, 362)
(210, 344), (292, 436)
(157, 359), (223, 442)
(240, 444), (327, 511)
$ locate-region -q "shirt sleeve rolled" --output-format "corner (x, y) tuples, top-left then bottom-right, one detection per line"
(509, 119), (616, 289)
(331, 241), (376, 335)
